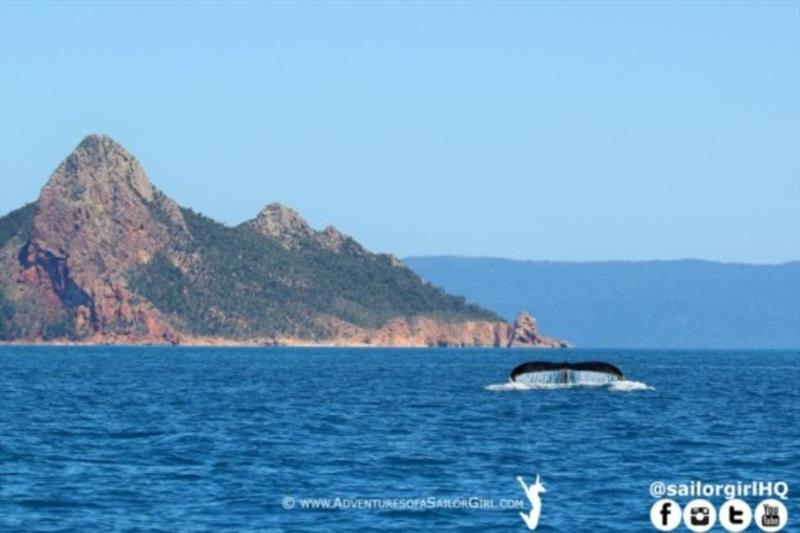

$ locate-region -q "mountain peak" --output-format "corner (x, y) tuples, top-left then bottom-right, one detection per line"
(3, 135), (192, 341)
(73, 134), (138, 170)
(247, 205), (366, 254)
(249, 202), (315, 249)
(318, 225), (346, 251)
(76, 133), (122, 151)
(257, 202), (305, 220)
(30, 133), (182, 302)
(45, 133), (155, 203)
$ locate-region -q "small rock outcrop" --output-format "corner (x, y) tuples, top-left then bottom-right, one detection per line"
(508, 311), (570, 348)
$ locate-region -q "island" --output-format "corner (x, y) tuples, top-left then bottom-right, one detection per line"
(0, 135), (568, 348)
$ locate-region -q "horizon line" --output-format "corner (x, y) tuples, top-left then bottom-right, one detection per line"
(404, 255), (800, 267)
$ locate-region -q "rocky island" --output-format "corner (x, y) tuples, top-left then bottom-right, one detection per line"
(0, 135), (568, 348)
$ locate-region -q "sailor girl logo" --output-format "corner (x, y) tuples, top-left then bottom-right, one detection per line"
(517, 475), (546, 530)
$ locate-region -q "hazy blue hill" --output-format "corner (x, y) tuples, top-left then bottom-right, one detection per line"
(404, 256), (800, 349)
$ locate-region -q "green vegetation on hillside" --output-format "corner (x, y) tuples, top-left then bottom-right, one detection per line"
(128, 208), (499, 339)
(0, 290), (15, 340)
(0, 202), (35, 249)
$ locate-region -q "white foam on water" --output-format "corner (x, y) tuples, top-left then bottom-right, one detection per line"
(608, 380), (654, 392)
(484, 377), (653, 392)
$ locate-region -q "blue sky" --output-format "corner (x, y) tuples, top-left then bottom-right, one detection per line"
(1, 1), (798, 263)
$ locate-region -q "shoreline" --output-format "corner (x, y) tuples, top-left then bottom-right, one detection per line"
(0, 341), (566, 349)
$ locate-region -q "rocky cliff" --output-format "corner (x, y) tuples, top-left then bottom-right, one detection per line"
(0, 135), (567, 348)
(508, 311), (570, 348)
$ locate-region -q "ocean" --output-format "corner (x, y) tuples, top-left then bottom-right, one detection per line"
(1, 347), (798, 532)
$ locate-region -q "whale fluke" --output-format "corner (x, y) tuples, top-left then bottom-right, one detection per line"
(510, 361), (624, 382)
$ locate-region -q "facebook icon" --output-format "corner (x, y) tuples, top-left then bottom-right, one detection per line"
(661, 501), (673, 526)
(651, 499), (682, 531)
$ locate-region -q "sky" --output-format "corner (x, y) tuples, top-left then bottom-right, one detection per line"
(1, 1), (798, 263)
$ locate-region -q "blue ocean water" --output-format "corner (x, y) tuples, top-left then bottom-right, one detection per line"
(1, 347), (798, 532)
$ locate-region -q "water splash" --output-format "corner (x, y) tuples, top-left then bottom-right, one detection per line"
(485, 370), (653, 392)
(608, 380), (653, 392)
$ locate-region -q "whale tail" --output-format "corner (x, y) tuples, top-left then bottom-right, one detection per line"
(510, 361), (624, 384)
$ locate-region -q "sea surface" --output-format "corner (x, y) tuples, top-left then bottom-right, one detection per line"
(1, 347), (798, 532)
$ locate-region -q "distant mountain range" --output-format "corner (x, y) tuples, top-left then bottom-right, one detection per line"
(0, 135), (566, 347)
(405, 256), (800, 349)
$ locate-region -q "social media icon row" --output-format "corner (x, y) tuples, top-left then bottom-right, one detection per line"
(650, 498), (789, 532)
